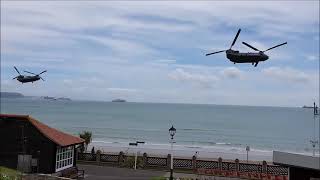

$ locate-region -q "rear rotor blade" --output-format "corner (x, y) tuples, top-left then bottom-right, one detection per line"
(206, 50), (226, 56)
(230, 29), (241, 49)
(242, 42), (260, 51)
(263, 42), (287, 52)
(14, 66), (21, 75)
(24, 71), (37, 75)
(38, 70), (47, 75)
(40, 77), (45, 81)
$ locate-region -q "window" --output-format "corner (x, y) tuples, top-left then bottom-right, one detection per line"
(55, 146), (74, 172)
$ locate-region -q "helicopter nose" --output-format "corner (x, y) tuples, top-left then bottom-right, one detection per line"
(263, 54), (269, 61)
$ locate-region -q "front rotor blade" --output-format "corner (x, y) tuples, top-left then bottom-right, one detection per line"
(230, 28), (241, 48)
(14, 66), (21, 75)
(38, 70), (47, 75)
(24, 71), (37, 75)
(242, 42), (260, 51)
(206, 50), (226, 56)
(263, 42), (287, 52)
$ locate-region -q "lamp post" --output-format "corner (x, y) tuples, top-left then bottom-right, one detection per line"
(169, 125), (176, 180)
(246, 145), (250, 163)
(129, 141), (145, 170)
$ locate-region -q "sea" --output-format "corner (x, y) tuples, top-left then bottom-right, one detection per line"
(1, 97), (319, 161)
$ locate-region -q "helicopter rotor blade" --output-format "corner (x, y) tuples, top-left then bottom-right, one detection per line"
(38, 70), (47, 75)
(242, 42), (260, 51)
(13, 76), (18, 80)
(206, 50), (226, 56)
(24, 71), (37, 75)
(14, 66), (21, 75)
(230, 29), (241, 49)
(263, 42), (287, 52)
(40, 77), (45, 81)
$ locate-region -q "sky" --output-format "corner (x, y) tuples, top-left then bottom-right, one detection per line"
(1, 1), (319, 107)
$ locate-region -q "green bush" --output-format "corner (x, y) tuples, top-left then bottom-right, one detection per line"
(0, 167), (21, 180)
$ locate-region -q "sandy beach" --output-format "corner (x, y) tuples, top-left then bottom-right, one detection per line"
(88, 141), (275, 162)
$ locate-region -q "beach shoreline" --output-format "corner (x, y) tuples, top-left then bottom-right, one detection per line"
(88, 140), (319, 164)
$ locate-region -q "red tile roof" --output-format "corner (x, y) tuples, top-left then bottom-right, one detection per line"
(0, 114), (85, 147)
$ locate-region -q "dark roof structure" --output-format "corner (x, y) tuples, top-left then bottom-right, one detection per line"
(0, 114), (84, 146)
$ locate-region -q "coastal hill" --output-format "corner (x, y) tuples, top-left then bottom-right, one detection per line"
(0, 92), (24, 98)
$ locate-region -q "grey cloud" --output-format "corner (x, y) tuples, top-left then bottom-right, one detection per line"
(262, 67), (311, 83)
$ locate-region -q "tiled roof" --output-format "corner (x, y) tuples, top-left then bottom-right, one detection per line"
(0, 114), (85, 147)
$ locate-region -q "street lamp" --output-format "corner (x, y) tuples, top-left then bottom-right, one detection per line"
(129, 141), (145, 170)
(169, 125), (176, 180)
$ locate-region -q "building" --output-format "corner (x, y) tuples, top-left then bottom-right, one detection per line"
(273, 151), (320, 180)
(0, 114), (84, 174)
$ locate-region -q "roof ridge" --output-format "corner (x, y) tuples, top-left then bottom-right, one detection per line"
(1, 114), (84, 147)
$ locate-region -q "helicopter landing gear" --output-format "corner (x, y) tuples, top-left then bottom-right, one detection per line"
(254, 62), (258, 67)
(234, 62), (236, 64)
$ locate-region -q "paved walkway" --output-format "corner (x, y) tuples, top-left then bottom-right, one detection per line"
(78, 164), (166, 180)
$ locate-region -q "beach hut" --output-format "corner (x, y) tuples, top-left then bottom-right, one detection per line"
(0, 114), (84, 175)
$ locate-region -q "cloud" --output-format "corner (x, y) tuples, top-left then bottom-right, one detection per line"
(306, 55), (319, 61)
(262, 67), (311, 83)
(107, 88), (138, 93)
(168, 68), (219, 88)
(220, 67), (244, 79)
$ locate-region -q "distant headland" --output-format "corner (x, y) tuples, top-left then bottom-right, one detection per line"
(0, 92), (24, 98)
(112, 99), (126, 102)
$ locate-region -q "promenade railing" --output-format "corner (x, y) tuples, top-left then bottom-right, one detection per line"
(77, 151), (288, 178)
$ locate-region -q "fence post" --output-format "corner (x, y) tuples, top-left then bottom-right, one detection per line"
(235, 159), (239, 172)
(143, 153), (148, 168)
(96, 150), (101, 165)
(192, 155), (197, 172)
(167, 154), (171, 170)
(218, 157), (222, 171)
(118, 151), (124, 166)
(262, 161), (267, 173)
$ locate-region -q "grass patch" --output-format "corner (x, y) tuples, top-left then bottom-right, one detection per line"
(0, 166), (21, 180)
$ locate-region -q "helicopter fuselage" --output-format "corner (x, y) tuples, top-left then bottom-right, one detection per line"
(17, 75), (40, 83)
(225, 49), (269, 63)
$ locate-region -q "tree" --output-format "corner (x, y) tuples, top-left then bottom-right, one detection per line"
(79, 131), (92, 152)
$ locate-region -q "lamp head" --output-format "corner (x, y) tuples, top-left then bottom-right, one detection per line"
(169, 125), (176, 139)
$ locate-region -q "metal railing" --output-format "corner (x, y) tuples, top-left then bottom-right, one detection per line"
(77, 152), (288, 176)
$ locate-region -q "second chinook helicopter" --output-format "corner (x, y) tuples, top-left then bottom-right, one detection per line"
(13, 66), (47, 83)
(205, 29), (287, 67)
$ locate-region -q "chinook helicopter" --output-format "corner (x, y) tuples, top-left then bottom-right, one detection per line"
(205, 29), (287, 67)
(13, 66), (47, 83)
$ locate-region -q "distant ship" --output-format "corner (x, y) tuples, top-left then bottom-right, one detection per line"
(57, 97), (71, 101)
(112, 99), (126, 102)
(42, 96), (56, 100)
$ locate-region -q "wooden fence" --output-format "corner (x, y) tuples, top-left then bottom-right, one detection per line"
(77, 152), (288, 179)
